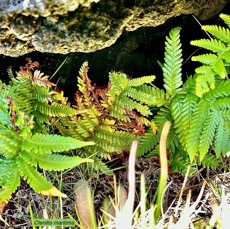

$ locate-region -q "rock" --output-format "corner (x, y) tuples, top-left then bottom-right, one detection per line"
(0, 0), (229, 57)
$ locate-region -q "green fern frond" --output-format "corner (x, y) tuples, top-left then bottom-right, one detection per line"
(220, 13), (230, 28)
(182, 75), (196, 93)
(137, 131), (160, 156)
(17, 156), (53, 192)
(185, 100), (210, 161)
(213, 59), (227, 79)
(20, 150), (92, 171)
(169, 151), (197, 175)
(194, 59), (227, 81)
(21, 133), (94, 154)
(137, 107), (172, 157)
(124, 87), (154, 105)
(109, 72), (129, 92)
(212, 97), (230, 109)
(90, 157), (114, 175)
(192, 54), (218, 66)
(57, 117), (91, 141)
(9, 74), (75, 128)
(0, 92), (10, 126)
(91, 129), (134, 153)
(154, 107), (172, 132)
(222, 134), (230, 155)
(0, 126), (21, 158)
(135, 85), (169, 107)
(35, 101), (75, 117)
(128, 75), (155, 87)
(202, 25), (230, 43)
(0, 159), (10, 185)
(163, 27), (183, 95)
(171, 93), (199, 147)
(0, 159), (20, 204)
(198, 112), (219, 161)
(166, 128), (179, 153)
(118, 95), (152, 116)
(221, 109), (230, 121)
(200, 154), (221, 169)
(191, 39), (226, 53)
(195, 71), (215, 97)
(203, 80), (230, 100)
(150, 87), (169, 107)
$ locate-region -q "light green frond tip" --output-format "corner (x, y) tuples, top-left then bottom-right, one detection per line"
(163, 27), (183, 96)
(201, 25), (230, 43)
(220, 13), (230, 28)
(191, 39), (226, 53)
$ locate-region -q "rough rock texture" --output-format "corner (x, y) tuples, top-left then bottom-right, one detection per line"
(0, 0), (229, 57)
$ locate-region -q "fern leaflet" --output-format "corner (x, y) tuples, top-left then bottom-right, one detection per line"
(163, 27), (183, 95)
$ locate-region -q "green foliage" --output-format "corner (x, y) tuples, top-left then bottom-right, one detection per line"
(137, 24), (230, 174)
(1, 13), (230, 208)
(56, 61), (157, 174)
(163, 27), (183, 95)
(8, 65), (76, 130)
(191, 13), (230, 97)
(0, 66), (93, 206)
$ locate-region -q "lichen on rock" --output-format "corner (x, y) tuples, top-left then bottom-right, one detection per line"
(0, 0), (229, 57)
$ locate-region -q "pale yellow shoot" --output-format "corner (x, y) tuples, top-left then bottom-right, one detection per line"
(40, 186), (67, 198)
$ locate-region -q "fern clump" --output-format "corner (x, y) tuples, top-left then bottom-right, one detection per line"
(56, 62), (157, 174)
(7, 60), (76, 130)
(191, 13), (230, 97)
(0, 64), (93, 206)
(137, 26), (230, 174)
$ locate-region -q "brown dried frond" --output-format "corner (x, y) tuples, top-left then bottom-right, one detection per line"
(32, 70), (56, 88)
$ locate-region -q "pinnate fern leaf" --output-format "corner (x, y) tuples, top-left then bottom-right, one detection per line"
(128, 75), (155, 87)
(17, 156), (54, 193)
(198, 112), (219, 161)
(90, 157), (114, 175)
(21, 133), (94, 154)
(185, 100), (210, 161)
(171, 93), (199, 147)
(192, 54), (218, 66)
(202, 25), (230, 43)
(163, 27), (183, 95)
(220, 13), (230, 28)
(0, 89), (10, 126)
(203, 80), (230, 100)
(191, 39), (226, 53)
(0, 160), (20, 204)
(137, 130), (160, 156)
(200, 154), (222, 169)
(135, 85), (169, 107)
(20, 150), (93, 171)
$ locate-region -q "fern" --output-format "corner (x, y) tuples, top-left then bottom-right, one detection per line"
(199, 153), (222, 169)
(20, 150), (91, 171)
(21, 133), (94, 154)
(163, 27), (183, 95)
(137, 25), (230, 174)
(8, 64), (76, 130)
(191, 14), (230, 97)
(56, 61), (157, 174)
(220, 13), (230, 28)
(17, 156), (54, 192)
(0, 67), (94, 206)
(0, 159), (20, 204)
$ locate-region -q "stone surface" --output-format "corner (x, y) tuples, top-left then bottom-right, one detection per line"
(0, 0), (229, 57)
